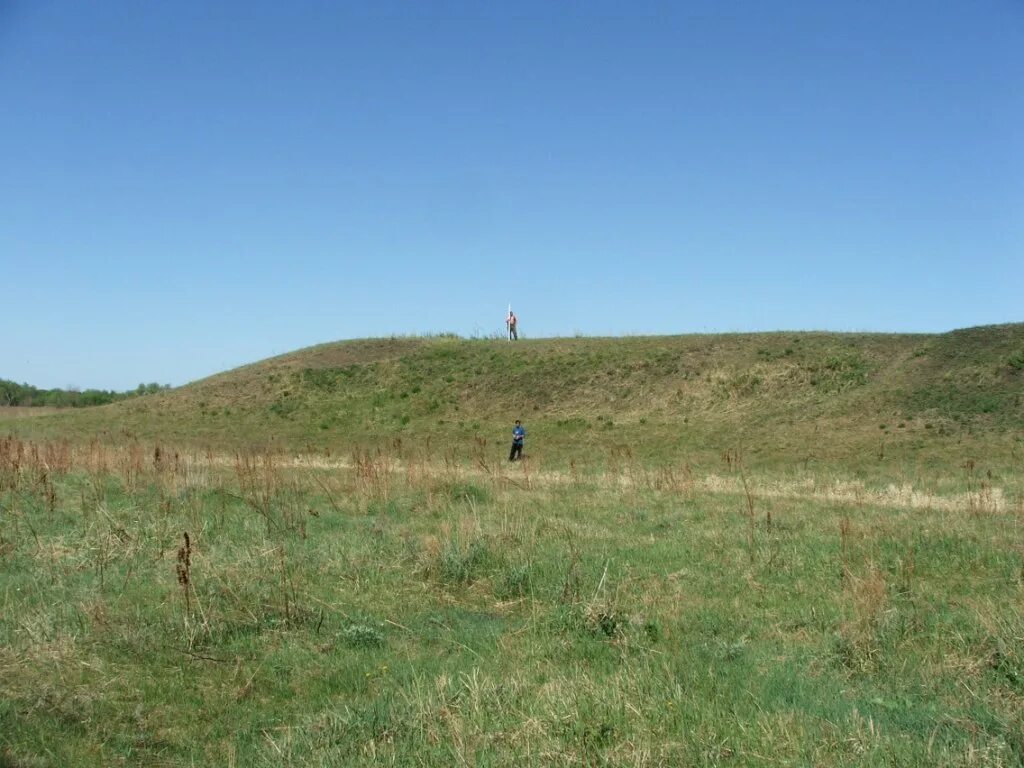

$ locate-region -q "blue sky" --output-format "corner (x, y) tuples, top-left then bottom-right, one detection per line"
(2, 1), (1022, 390)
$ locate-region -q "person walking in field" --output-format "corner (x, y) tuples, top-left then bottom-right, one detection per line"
(509, 419), (526, 461)
(506, 310), (518, 340)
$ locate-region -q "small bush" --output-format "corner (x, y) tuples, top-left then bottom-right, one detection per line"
(585, 605), (623, 638)
(807, 352), (869, 392)
(439, 539), (492, 585)
(340, 623), (386, 649)
(495, 564), (531, 599)
(987, 637), (1023, 690)
(645, 620), (662, 643)
(441, 481), (490, 505)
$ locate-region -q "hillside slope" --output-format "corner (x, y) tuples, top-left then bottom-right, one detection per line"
(3, 325), (1022, 471)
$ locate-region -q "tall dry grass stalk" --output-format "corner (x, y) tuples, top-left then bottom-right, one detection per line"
(839, 516), (852, 582)
(840, 565), (889, 669)
(0, 437), (72, 493)
(740, 469), (756, 565)
(176, 531), (192, 613)
(119, 442), (145, 491)
(353, 448), (395, 505)
(233, 450), (283, 532)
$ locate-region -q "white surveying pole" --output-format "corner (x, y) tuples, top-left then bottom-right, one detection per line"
(507, 302), (511, 341)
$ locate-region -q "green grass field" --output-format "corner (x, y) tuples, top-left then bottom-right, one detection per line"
(2, 326), (1023, 766)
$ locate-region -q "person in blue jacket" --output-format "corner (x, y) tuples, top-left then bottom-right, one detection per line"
(509, 420), (526, 461)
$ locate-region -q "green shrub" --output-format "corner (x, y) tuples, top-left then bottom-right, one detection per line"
(440, 481), (490, 504)
(807, 352), (869, 392)
(340, 623), (386, 649)
(439, 539), (492, 585)
(494, 564), (531, 599)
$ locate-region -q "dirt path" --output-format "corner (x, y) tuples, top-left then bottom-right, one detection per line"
(36, 441), (1014, 516)
(206, 452), (1015, 515)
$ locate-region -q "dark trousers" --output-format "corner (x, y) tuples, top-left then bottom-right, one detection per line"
(509, 442), (523, 461)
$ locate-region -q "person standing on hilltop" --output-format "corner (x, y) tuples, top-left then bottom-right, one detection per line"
(509, 419), (526, 461)
(506, 310), (518, 340)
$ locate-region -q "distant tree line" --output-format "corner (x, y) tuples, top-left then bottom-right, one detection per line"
(0, 379), (171, 408)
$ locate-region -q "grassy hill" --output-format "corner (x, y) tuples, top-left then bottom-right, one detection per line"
(3, 324), (1022, 473)
(3, 325), (1024, 766)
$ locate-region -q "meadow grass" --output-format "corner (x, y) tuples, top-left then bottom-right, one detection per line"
(1, 437), (1022, 766)
(2, 327), (1022, 764)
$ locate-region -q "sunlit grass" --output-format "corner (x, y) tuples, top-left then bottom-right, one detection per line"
(1, 436), (1022, 766)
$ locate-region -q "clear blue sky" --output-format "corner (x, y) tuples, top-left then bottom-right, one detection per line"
(2, 1), (1022, 390)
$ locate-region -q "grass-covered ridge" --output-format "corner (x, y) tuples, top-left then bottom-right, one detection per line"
(3, 324), (1022, 473)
